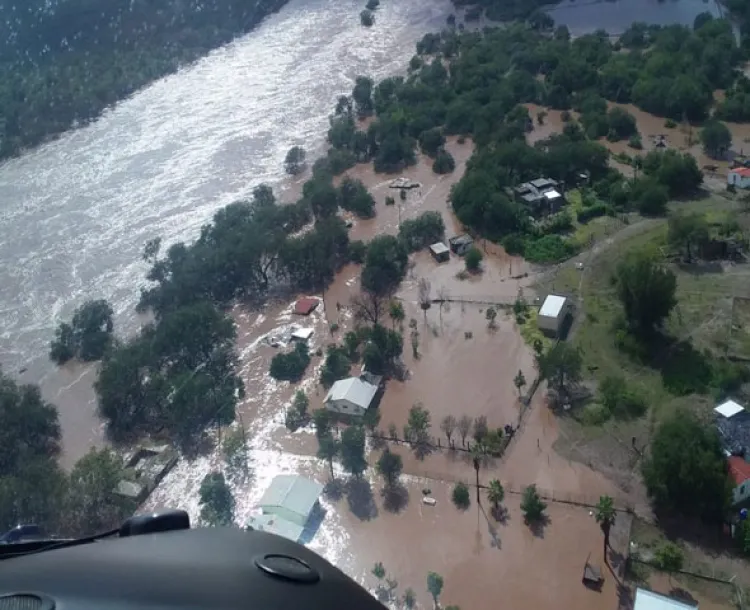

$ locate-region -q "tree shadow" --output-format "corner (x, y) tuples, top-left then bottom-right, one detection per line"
(370, 434), (387, 451)
(479, 502), (502, 549)
(413, 440), (435, 460)
(669, 587), (698, 605)
(322, 478), (345, 502)
(346, 477), (378, 521)
(490, 504), (510, 525)
(617, 582), (634, 610)
(526, 514), (550, 538)
(381, 482), (409, 513)
(607, 546), (626, 576)
(180, 432), (215, 460)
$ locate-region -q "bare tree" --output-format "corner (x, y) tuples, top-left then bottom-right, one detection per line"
(473, 415), (488, 442)
(351, 290), (386, 326)
(418, 278), (431, 322)
(436, 286), (449, 327)
(458, 415), (472, 447)
(440, 415), (457, 447)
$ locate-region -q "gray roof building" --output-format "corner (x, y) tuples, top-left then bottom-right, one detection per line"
(258, 475), (324, 526)
(324, 375), (380, 416)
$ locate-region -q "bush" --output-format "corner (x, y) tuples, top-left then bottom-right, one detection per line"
(366, 0), (379, 9)
(433, 149), (456, 174)
(653, 542), (684, 572)
(577, 204), (608, 223)
(348, 240), (367, 263)
(664, 119), (677, 129)
(464, 246), (483, 272)
(360, 9), (374, 26)
(581, 403), (611, 425)
(524, 235), (578, 264)
(338, 177), (376, 218)
(520, 484), (547, 522)
(628, 134), (643, 149)
(503, 233), (526, 255)
(285, 391), (310, 432)
(385, 196), (395, 206)
(326, 148), (357, 174)
(398, 211), (445, 252)
(269, 342), (311, 382)
(560, 110), (571, 122)
(320, 345), (351, 388)
(418, 128), (446, 157)
(284, 146), (306, 175)
(452, 482), (471, 509)
(599, 375), (647, 419)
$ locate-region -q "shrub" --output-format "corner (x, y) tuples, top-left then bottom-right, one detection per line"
(269, 342), (311, 382)
(398, 211), (445, 252)
(581, 403), (611, 425)
(433, 149), (456, 174)
(348, 240), (367, 263)
(664, 119), (677, 129)
(577, 204), (608, 224)
(360, 9), (374, 26)
(452, 482), (471, 509)
(464, 246), (483, 272)
(385, 196), (395, 206)
(599, 375), (647, 419)
(524, 235), (577, 263)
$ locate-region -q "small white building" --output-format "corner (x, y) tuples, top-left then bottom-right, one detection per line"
(324, 375), (380, 417)
(291, 327), (314, 342)
(715, 399), (745, 419)
(429, 242), (450, 262)
(633, 588), (697, 610)
(246, 475), (324, 542)
(728, 167), (750, 189)
(537, 294), (571, 336)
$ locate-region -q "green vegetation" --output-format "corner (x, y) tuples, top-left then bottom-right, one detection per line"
(0, 0), (289, 160)
(285, 146), (307, 175)
(700, 120), (732, 159)
(49, 299), (114, 364)
(0, 368), (133, 534)
(427, 571), (444, 608)
(643, 410), (731, 522)
(452, 482), (471, 509)
(338, 177), (376, 218)
(340, 426), (368, 477)
(362, 235), (408, 296)
(320, 345), (351, 388)
(360, 10), (375, 27)
(270, 342), (311, 382)
(594, 495), (616, 552)
(199, 472), (235, 526)
(464, 246), (483, 272)
(398, 211), (446, 252)
(376, 447), (404, 487)
(653, 542), (685, 572)
(520, 484), (547, 523)
(285, 391), (310, 432)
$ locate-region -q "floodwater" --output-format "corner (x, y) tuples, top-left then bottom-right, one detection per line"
(0, 0), (454, 465)
(547, 0), (724, 38)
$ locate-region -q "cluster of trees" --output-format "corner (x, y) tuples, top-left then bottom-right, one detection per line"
(0, 369), (134, 535)
(199, 471), (235, 526)
(312, 409), (369, 479)
(50, 299), (115, 364)
(95, 301), (244, 448)
(452, 0), (558, 21)
(0, 0), (290, 160)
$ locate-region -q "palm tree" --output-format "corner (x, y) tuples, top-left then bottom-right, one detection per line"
(594, 495), (616, 557)
(487, 479), (505, 509)
(470, 442), (488, 502)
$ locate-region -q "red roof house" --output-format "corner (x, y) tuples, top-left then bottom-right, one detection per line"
(294, 297), (319, 316)
(728, 456), (750, 505)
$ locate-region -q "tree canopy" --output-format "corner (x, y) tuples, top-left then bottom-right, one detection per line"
(361, 235), (408, 297)
(642, 410), (731, 522)
(700, 120), (732, 159)
(199, 472), (235, 526)
(50, 299), (114, 364)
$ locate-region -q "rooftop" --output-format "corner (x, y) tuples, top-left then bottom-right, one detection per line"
(291, 327), (314, 341)
(539, 294), (567, 318)
(716, 409), (750, 456)
(634, 588), (697, 610)
(544, 189), (563, 200)
(430, 242), (449, 255)
(324, 376), (379, 410)
(729, 456), (750, 486)
(449, 234), (473, 246)
(530, 177), (557, 190)
(730, 167), (750, 178)
(294, 297), (319, 316)
(715, 399), (745, 419)
(258, 475), (323, 520)
(246, 512), (304, 542)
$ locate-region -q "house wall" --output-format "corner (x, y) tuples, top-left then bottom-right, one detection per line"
(734, 482), (750, 505)
(325, 398), (365, 417)
(728, 173), (750, 189)
(538, 313), (561, 334)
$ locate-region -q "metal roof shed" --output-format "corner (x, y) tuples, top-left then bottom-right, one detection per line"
(258, 475), (323, 527)
(715, 399), (745, 419)
(633, 588), (697, 610)
(538, 295), (570, 336)
(324, 376), (379, 417)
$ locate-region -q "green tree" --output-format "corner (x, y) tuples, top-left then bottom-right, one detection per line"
(452, 481), (471, 509)
(50, 299), (114, 364)
(594, 495), (616, 554)
(317, 430), (340, 480)
(668, 212), (710, 262)
(222, 427), (250, 482)
(338, 177), (376, 219)
(320, 345), (351, 388)
(199, 472), (235, 526)
(64, 448), (132, 536)
(485, 306), (497, 328)
(513, 370), (527, 397)
(616, 252), (677, 336)
(654, 542), (685, 572)
(427, 572), (444, 607)
(372, 561), (386, 580)
(464, 246), (483, 272)
(361, 235), (408, 297)
(270, 342), (311, 382)
(642, 410), (731, 522)
(433, 148), (456, 174)
(340, 426), (368, 477)
(285, 390), (310, 432)
(634, 179), (669, 216)
(376, 447), (403, 487)
(538, 342), (583, 394)
(360, 10), (374, 26)
(404, 402), (431, 445)
(521, 484), (547, 523)
(403, 588), (416, 609)
(419, 128), (446, 157)
(389, 300), (405, 328)
(285, 146), (306, 175)
(398, 211), (446, 252)
(487, 479), (505, 508)
(700, 120), (732, 159)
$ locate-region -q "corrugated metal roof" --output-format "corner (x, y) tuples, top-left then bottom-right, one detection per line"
(430, 242), (449, 254)
(634, 588), (697, 610)
(715, 399), (745, 419)
(324, 377), (379, 410)
(729, 456), (750, 486)
(258, 475), (323, 520)
(539, 295), (567, 318)
(730, 167), (750, 178)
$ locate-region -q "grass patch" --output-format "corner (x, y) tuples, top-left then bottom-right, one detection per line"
(516, 307), (554, 354)
(729, 297), (750, 360)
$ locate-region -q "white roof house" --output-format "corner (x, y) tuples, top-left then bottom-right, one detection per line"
(538, 294), (570, 336)
(324, 376), (380, 417)
(544, 189), (563, 201)
(291, 327), (314, 342)
(715, 399), (745, 419)
(633, 588), (697, 610)
(257, 475), (323, 527)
